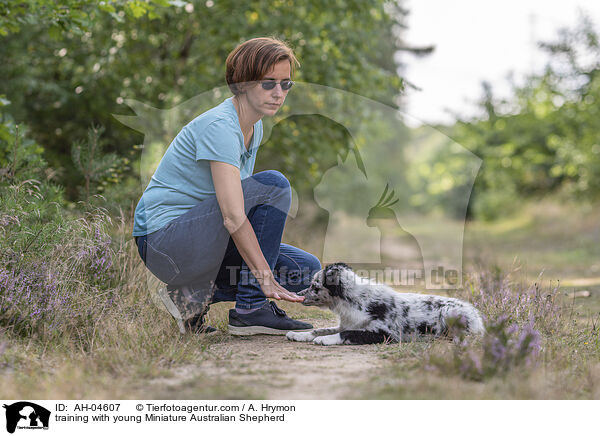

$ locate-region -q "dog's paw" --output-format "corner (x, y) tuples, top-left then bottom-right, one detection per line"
(286, 331), (315, 342)
(313, 333), (343, 346)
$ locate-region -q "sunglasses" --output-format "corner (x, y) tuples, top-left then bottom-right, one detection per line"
(260, 80), (294, 91)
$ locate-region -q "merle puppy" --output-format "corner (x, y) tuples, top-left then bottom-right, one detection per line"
(287, 263), (484, 345)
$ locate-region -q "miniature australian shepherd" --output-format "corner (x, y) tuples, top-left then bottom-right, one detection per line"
(287, 263), (484, 345)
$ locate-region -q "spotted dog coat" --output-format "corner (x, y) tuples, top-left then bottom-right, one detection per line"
(287, 263), (484, 345)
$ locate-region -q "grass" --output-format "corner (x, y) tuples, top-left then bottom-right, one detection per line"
(464, 198), (600, 280)
(354, 316), (600, 400)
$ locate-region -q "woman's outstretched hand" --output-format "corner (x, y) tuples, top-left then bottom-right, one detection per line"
(259, 274), (304, 303)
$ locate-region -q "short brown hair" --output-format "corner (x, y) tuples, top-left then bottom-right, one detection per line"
(226, 37), (300, 95)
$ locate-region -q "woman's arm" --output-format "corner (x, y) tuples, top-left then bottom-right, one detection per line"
(210, 161), (303, 303)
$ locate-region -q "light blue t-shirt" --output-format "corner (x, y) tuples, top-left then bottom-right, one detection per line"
(132, 96), (263, 236)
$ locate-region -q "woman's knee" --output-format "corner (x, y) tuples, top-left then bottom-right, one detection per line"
(293, 252), (321, 286)
(304, 253), (322, 278)
(252, 170), (291, 190)
(248, 170), (291, 211)
(290, 253), (321, 290)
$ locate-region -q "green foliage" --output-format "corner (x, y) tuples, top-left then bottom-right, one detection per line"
(71, 124), (122, 203)
(0, 0), (410, 200)
(0, 100), (66, 267)
(0, 110), (67, 265)
(451, 13), (600, 220)
(0, 97), (49, 181)
(0, 179), (66, 264)
(0, 0), (173, 36)
(400, 125), (478, 219)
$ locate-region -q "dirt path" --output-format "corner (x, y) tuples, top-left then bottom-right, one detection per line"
(150, 320), (390, 399)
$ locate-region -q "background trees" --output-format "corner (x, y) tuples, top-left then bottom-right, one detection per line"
(1, 0), (425, 207)
(1, 2), (598, 221)
(402, 13), (600, 220)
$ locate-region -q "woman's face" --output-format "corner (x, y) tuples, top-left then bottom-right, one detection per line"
(244, 60), (292, 117)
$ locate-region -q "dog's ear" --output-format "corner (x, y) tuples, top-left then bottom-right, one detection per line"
(324, 263), (349, 297)
(329, 262), (351, 271)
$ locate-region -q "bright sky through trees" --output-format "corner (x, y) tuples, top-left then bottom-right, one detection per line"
(401, 0), (600, 126)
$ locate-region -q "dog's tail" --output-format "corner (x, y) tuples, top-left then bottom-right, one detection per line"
(468, 311), (486, 335)
(446, 306), (486, 335)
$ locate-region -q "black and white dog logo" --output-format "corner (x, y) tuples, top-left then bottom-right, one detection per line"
(3, 402), (50, 434)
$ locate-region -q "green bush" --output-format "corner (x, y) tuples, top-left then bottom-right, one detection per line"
(0, 119), (118, 344)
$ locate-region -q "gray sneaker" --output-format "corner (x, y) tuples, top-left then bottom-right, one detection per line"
(228, 301), (313, 336)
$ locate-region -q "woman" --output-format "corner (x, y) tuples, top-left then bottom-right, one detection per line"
(133, 37), (321, 335)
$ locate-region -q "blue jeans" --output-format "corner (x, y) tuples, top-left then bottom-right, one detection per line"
(135, 170), (321, 311)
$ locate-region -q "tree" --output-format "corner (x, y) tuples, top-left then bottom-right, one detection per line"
(0, 0), (429, 202)
(0, 0), (172, 36)
(71, 124), (121, 203)
(448, 12), (600, 219)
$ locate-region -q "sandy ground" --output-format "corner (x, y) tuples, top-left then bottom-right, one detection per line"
(149, 319), (391, 400)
